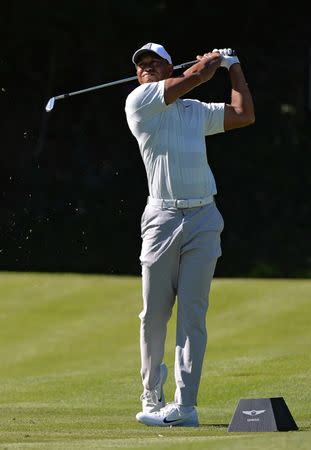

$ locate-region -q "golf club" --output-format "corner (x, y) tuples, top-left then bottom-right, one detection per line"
(45, 59), (198, 112)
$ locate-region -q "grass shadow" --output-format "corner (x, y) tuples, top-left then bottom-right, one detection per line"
(199, 423), (229, 429)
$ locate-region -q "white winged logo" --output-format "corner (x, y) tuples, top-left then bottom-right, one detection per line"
(242, 410), (266, 416)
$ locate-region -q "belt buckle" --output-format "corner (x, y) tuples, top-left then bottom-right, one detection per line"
(177, 199), (188, 208)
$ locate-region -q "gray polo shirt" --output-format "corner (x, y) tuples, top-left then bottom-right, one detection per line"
(125, 80), (225, 200)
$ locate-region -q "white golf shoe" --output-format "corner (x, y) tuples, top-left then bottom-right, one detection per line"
(140, 363), (168, 413)
(136, 402), (199, 427)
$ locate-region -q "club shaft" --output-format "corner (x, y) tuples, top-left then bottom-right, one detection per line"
(53, 60), (198, 101)
(54, 75), (138, 100)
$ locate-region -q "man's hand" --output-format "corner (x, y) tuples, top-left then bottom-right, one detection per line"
(212, 48), (240, 70)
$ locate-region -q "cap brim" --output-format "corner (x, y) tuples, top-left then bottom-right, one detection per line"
(132, 49), (167, 65)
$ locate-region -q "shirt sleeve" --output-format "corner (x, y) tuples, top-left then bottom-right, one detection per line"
(125, 80), (167, 122)
(201, 102), (225, 136)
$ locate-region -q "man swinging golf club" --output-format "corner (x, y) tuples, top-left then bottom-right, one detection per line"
(125, 43), (255, 427)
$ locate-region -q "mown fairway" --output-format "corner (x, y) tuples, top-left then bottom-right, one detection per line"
(0, 272), (310, 449)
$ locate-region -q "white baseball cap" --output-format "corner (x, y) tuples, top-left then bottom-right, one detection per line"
(132, 43), (172, 65)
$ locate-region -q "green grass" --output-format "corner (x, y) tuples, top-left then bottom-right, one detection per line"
(0, 272), (310, 449)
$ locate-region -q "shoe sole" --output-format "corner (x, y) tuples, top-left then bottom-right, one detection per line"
(136, 412), (199, 427)
(136, 417), (199, 427)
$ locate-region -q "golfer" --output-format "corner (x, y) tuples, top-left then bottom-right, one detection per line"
(125, 43), (255, 427)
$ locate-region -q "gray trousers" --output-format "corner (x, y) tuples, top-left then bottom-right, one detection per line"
(139, 200), (224, 406)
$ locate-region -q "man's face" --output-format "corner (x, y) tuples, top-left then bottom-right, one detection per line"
(136, 53), (173, 84)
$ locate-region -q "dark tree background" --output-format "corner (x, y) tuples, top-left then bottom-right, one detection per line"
(0, 2), (310, 277)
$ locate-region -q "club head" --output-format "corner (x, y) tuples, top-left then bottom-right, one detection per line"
(45, 97), (55, 112)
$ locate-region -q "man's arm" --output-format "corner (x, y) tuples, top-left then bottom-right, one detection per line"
(163, 52), (222, 105)
(224, 63), (255, 130)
